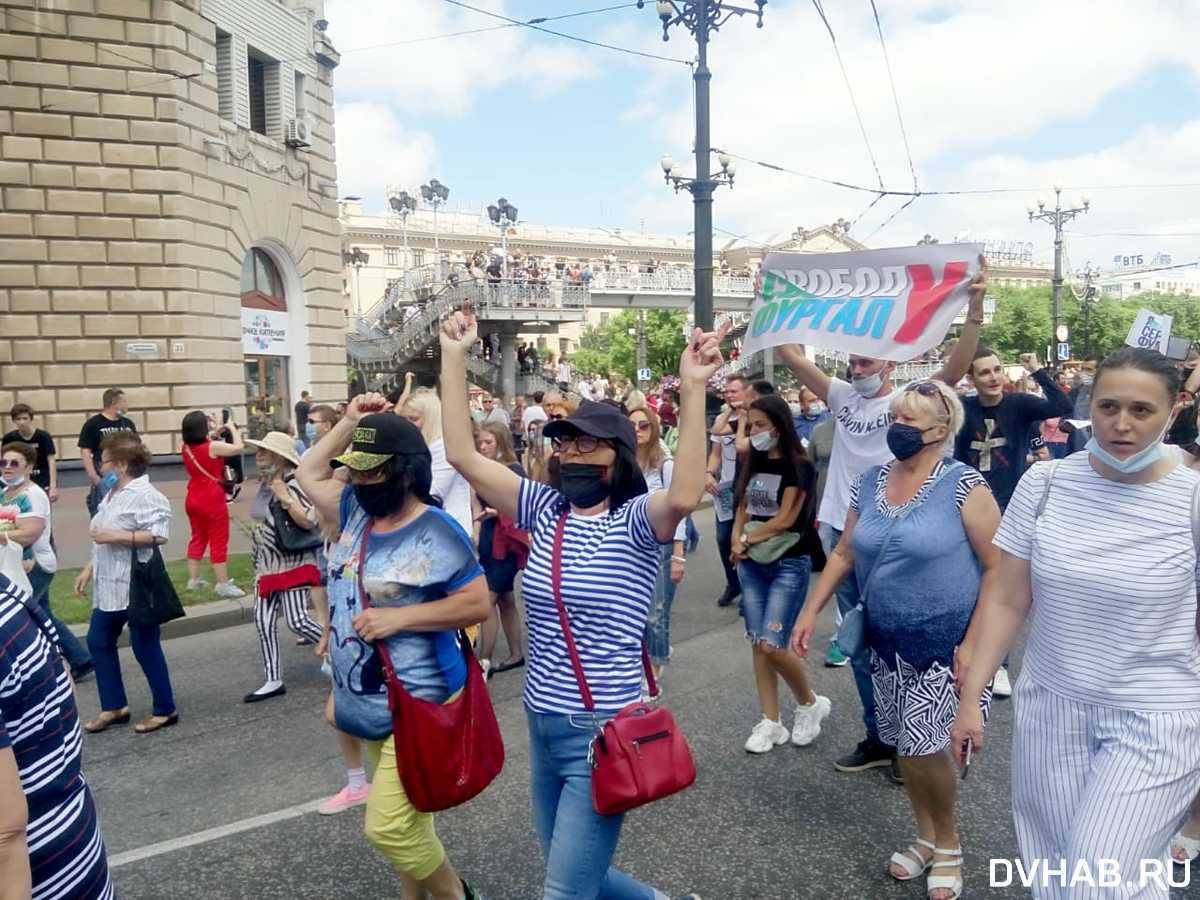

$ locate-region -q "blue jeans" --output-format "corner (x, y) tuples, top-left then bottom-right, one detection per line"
(644, 546), (677, 666)
(29, 565), (91, 669)
(714, 512), (740, 596)
(527, 709), (666, 900)
(87, 608), (176, 716)
(831, 527), (879, 744)
(738, 555), (811, 648)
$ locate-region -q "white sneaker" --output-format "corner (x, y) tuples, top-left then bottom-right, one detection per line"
(480, 659), (492, 682)
(992, 666), (1012, 698)
(791, 695), (832, 746)
(744, 717), (789, 754)
(186, 578), (207, 591)
(214, 581), (245, 599)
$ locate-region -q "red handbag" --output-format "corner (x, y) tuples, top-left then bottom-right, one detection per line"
(358, 525), (504, 813)
(550, 513), (697, 815)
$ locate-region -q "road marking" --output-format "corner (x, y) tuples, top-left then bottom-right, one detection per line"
(108, 799), (322, 868)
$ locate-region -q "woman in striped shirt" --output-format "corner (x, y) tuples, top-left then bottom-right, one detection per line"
(440, 309), (724, 900)
(953, 347), (1200, 900)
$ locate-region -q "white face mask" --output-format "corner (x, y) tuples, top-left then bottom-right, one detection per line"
(788, 402), (803, 417)
(807, 403), (825, 416)
(852, 370), (885, 397)
(750, 430), (778, 452)
(1, 473), (25, 488)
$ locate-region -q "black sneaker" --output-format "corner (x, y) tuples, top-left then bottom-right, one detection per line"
(462, 879), (484, 900)
(887, 755), (904, 785)
(834, 738), (893, 772)
(717, 587), (740, 607)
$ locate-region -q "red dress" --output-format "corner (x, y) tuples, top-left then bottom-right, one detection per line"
(184, 440), (230, 564)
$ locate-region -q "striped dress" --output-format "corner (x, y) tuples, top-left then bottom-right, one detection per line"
(517, 479), (664, 715)
(0, 577), (113, 900)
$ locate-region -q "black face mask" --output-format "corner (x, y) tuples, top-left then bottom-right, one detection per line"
(354, 479), (408, 518)
(559, 462), (611, 508)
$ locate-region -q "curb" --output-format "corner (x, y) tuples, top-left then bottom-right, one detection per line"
(70, 496), (717, 646)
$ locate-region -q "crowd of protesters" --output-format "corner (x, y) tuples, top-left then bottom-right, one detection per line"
(6, 264), (1200, 899)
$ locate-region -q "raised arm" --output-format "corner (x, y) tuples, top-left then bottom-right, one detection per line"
(647, 323), (730, 542)
(933, 259), (987, 386)
(733, 406), (751, 456)
(1022, 359), (1073, 419)
(208, 421), (244, 459)
(777, 344), (832, 403)
(439, 310), (521, 520)
(297, 392), (388, 526)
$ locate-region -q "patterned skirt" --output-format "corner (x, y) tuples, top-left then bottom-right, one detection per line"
(871, 650), (993, 757)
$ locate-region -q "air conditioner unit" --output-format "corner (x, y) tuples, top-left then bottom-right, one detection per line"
(285, 118), (311, 148)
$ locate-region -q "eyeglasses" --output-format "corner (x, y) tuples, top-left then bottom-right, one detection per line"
(905, 381), (952, 420)
(0, 460), (22, 469)
(552, 434), (604, 454)
(634, 421), (652, 432)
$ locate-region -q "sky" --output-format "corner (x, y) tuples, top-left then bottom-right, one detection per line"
(325, 0), (1200, 273)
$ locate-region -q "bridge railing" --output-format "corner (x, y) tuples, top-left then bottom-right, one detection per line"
(587, 270), (755, 295)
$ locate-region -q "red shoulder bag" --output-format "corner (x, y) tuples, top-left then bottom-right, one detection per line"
(358, 524), (504, 812)
(550, 513), (697, 815)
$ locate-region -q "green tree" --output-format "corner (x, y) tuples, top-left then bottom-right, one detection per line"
(981, 285), (1053, 358)
(569, 309), (688, 381)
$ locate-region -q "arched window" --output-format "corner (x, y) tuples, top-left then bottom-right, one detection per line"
(240, 247), (286, 310)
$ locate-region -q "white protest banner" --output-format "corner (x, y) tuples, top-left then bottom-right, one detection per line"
(742, 243), (984, 360)
(1124, 308), (1172, 354)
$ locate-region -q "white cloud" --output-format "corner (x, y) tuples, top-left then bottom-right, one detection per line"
(333, 102), (438, 207)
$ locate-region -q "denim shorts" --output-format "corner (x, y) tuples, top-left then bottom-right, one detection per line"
(738, 555), (812, 648)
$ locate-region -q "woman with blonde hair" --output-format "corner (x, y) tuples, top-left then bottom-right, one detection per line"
(628, 406), (687, 687)
(794, 379), (1000, 900)
(473, 422), (526, 679)
(398, 388), (472, 536)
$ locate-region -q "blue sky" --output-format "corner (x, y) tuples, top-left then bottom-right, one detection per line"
(328, 0), (1200, 267)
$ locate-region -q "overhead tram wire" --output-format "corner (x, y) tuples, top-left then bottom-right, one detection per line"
(811, 0), (886, 192)
(868, 0), (919, 194)
(440, 0), (693, 67)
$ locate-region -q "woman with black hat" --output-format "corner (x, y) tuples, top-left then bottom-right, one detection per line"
(297, 398), (491, 900)
(437, 308), (724, 900)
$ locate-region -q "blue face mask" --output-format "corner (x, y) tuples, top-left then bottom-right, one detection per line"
(1085, 421), (1171, 475)
(99, 471), (118, 494)
(852, 370), (885, 398)
(305, 422), (318, 443)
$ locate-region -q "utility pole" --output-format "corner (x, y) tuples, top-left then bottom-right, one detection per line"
(1081, 264), (1098, 359)
(1028, 187), (1090, 368)
(636, 310), (647, 381)
(642, 0), (766, 332)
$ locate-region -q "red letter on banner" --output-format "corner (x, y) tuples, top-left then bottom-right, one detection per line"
(892, 261), (969, 344)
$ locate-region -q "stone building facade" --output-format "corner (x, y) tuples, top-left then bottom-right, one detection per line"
(0, 0), (343, 457)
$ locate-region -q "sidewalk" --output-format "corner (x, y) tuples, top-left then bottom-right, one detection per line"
(51, 481), (254, 570)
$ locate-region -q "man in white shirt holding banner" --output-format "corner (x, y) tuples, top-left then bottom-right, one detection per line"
(744, 243), (988, 780)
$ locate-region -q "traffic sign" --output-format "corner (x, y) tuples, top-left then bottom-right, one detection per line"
(1056, 342), (1071, 362)
(637, 367), (652, 382)
(1055, 324), (1069, 342)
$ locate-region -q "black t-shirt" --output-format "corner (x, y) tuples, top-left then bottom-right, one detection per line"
(1, 428), (56, 490)
(77, 414), (137, 459)
(743, 454), (817, 558)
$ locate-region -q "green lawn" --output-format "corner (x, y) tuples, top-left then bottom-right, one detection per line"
(47, 554), (256, 625)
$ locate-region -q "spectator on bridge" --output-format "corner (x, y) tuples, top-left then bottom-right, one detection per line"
(242, 432), (324, 704)
(181, 411), (246, 600)
(473, 422), (527, 682)
(438, 307), (721, 900)
(296, 397), (490, 900)
(77, 433), (178, 735)
(795, 380), (999, 900)
(398, 389), (473, 537)
(0, 575), (114, 900)
(953, 347), (1200, 900)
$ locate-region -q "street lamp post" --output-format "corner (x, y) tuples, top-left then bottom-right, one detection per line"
(420, 178), (450, 259)
(487, 198), (519, 276)
(342, 246), (369, 317)
(639, 0), (767, 333)
(1080, 263), (1099, 359)
(1028, 187), (1090, 368)
(386, 188), (417, 275)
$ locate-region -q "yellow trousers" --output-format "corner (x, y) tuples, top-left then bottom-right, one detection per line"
(363, 735), (446, 880)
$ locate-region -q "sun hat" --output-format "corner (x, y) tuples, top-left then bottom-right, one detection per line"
(245, 431), (301, 468)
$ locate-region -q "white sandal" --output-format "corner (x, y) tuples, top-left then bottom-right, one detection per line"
(889, 838), (934, 880)
(927, 846), (963, 900)
(1171, 831), (1200, 863)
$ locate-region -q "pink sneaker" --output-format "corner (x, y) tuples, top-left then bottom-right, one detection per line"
(317, 783), (370, 816)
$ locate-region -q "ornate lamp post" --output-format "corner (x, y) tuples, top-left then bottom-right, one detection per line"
(386, 188), (416, 273)
(420, 178), (450, 257)
(486, 198), (519, 276)
(1028, 187), (1090, 368)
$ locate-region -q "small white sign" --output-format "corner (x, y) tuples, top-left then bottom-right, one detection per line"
(242, 308), (289, 357)
(1125, 308), (1172, 354)
(125, 341), (158, 355)
(637, 367), (652, 382)
(172, 341), (185, 354)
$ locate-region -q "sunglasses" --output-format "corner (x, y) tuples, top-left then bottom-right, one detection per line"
(0, 459), (23, 469)
(905, 381), (951, 420)
(551, 434), (606, 454)
(549, 413), (566, 421)
(634, 420), (652, 432)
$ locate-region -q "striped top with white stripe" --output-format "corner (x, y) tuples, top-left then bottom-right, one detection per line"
(0, 577), (113, 899)
(994, 454), (1200, 711)
(518, 479), (664, 715)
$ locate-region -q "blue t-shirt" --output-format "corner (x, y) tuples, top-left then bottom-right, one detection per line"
(326, 488), (483, 741)
(0, 576), (113, 900)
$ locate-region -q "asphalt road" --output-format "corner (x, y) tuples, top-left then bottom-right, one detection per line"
(76, 515), (1199, 900)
